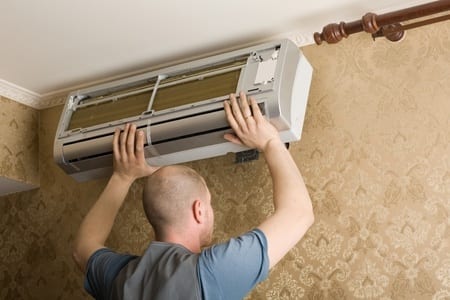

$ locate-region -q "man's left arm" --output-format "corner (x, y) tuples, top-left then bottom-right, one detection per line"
(72, 124), (157, 273)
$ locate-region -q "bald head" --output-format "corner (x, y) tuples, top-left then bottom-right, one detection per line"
(142, 165), (209, 235)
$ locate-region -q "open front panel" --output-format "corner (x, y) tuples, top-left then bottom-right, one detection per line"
(68, 61), (244, 131)
(151, 69), (240, 111)
(69, 91), (150, 130)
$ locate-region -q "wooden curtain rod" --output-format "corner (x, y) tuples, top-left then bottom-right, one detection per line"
(314, 0), (450, 45)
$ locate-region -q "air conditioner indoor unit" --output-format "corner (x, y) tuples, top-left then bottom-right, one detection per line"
(54, 39), (313, 181)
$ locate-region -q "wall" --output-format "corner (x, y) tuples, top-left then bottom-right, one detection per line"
(0, 21), (449, 299)
(0, 96), (39, 195)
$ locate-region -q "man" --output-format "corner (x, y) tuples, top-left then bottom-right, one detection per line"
(73, 92), (314, 299)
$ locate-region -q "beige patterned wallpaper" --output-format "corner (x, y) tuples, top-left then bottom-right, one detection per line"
(1, 21), (450, 299)
(0, 96), (39, 193)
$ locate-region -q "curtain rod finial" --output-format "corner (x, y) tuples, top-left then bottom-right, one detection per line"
(314, 22), (349, 45)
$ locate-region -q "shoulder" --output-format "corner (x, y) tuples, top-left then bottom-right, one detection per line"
(85, 248), (138, 299)
(202, 229), (267, 258)
(87, 248), (137, 273)
(197, 229), (269, 299)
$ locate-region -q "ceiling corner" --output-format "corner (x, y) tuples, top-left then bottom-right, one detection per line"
(0, 79), (42, 109)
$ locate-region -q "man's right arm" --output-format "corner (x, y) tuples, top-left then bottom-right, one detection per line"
(224, 92), (314, 269)
(256, 138), (314, 268)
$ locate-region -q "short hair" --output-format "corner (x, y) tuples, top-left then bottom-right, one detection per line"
(142, 165), (208, 234)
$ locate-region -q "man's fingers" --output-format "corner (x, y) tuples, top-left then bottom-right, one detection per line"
(239, 91), (252, 122)
(135, 130), (146, 161)
(127, 124), (137, 160)
(224, 99), (242, 136)
(229, 93), (247, 131)
(112, 123), (158, 178)
(120, 124), (130, 159)
(224, 133), (243, 145)
(113, 128), (121, 161)
(250, 97), (263, 122)
(116, 124), (145, 160)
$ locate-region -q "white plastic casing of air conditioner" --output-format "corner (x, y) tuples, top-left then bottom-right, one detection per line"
(54, 39), (313, 181)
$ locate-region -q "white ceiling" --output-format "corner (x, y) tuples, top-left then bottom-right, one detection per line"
(0, 0), (430, 108)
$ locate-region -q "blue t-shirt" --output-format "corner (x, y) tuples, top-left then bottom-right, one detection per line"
(85, 229), (269, 300)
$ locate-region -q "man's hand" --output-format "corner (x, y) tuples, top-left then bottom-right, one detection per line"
(224, 92), (280, 152)
(113, 123), (158, 183)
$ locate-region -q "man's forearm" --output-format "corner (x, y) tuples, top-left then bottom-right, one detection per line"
(73, 173), (133, 272)
(258, 138), (314, 268)
(264, 139), (313, 215)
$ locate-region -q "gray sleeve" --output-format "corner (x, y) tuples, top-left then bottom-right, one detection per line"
(197, 229), (269, 300)
(84, 248), (137, 300)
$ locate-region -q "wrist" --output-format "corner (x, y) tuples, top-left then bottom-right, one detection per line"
(110, 172), (135, 188)
(263, 138), (285, 153)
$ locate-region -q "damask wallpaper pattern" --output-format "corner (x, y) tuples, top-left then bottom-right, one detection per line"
(0, 96), (39, 187)
(0, 21), (450, 299)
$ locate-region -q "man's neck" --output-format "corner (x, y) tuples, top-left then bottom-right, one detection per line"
(155, 231), (202, 253)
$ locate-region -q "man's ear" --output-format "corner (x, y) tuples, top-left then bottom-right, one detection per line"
(192, 199), (203, 224)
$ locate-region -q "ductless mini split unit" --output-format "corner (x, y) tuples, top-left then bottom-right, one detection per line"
(54, 39), (313, 181)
